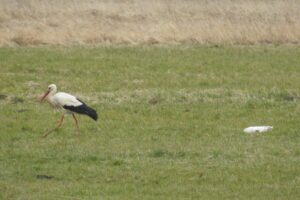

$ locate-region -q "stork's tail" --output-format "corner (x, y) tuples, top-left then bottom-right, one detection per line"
(63, 103), (98, 121)
(83, 105), (98, 121)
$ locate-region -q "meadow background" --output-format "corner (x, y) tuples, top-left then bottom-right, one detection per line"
(1, 0), (300, 46)
(0, 0), (300, 200)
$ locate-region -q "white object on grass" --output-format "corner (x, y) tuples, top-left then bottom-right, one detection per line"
(243, 126), (273, 134)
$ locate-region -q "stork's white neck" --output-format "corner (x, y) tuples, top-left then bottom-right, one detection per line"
(46, 91), (59, 107)
(49, 89), (57, 96)
(45, 89), (56, 102)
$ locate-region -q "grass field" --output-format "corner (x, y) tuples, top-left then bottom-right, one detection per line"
(0, 46), (300, 199)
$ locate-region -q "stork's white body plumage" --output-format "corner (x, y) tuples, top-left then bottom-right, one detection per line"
(40, 84), (98, 137)
(48, 92), (83, 110)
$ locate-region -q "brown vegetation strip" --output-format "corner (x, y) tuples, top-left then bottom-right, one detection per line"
(1, 0), (300, 46)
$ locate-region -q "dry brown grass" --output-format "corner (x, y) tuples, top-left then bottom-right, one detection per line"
(1, 0), (300, 46)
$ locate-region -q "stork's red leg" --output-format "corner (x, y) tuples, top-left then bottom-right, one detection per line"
(72, 113), (80, 133)
(42, 114), (65, 138)
(57, 114), (65, 128)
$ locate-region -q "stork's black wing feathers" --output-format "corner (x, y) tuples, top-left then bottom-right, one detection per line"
(63, 99), (98, 121)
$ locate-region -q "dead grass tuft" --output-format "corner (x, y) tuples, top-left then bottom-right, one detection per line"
(12, 35), (43, 46)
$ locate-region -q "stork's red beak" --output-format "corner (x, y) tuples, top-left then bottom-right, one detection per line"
(40, 90), (50, 102)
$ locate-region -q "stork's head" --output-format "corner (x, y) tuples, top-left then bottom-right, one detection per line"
(40, 84), (57, 102)
(47, 84), (57, 93)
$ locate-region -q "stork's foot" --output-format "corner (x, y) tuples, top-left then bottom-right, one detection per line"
(42, 127), (61, 138)
(42, 114), (65, 138)
(42, 128), (56, 138)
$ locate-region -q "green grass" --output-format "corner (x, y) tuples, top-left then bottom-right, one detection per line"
(0, 45), (299, 200)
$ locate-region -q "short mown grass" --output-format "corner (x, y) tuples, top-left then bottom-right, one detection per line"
(0, 46), (299, 199)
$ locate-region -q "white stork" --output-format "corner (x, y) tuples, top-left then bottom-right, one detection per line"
(39, 84), (98, 137)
